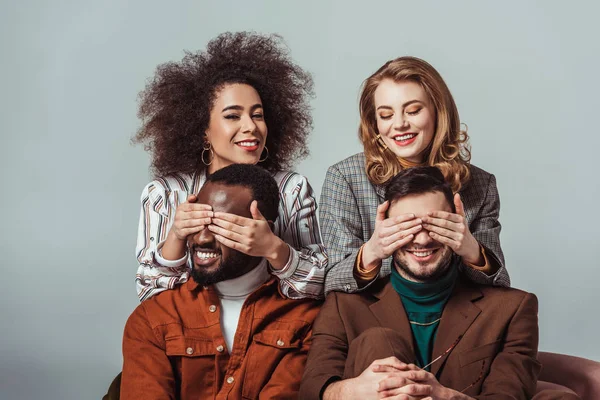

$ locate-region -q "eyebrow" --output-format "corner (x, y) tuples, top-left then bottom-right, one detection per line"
(221, 103), (263, 113)
(376, 100), (423, 111)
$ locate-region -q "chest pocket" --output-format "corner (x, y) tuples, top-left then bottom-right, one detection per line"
(165, 337), (219, 398)
(242, 329), (305, 399)
(458, 340), (502, 367)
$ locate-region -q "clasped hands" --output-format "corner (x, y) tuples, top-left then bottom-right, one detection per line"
(326, 357), (470, 400)
(362, 193), (483, 270)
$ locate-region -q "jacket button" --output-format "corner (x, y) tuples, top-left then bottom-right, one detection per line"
(209, 305), (217, 312)
(226, 376), (234, 384)
(344, 284), (351, 292)
(216, 345), (224, 353)
(276, 339), (285, 347)
(186, 347), (193, 355)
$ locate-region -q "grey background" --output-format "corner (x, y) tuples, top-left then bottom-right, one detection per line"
(1, 0), (599, 399)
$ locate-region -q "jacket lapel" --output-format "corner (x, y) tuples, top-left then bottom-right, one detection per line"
(430, 277), (483, 376)
(369, 280), (415, 360)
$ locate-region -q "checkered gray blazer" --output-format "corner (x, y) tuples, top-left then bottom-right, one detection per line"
(320, 152), (509, 295)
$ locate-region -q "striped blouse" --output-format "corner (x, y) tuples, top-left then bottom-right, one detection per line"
(136, 170), (328, 301)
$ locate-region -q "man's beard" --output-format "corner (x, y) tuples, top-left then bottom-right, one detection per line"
(190, 249), (259, 286)
(393, 245), (454, 282)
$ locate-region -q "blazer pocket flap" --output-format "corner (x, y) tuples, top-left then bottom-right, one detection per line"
(459, 340), (502, 367)
(253, 330), (302, 349)
(165, 337), (216, 357)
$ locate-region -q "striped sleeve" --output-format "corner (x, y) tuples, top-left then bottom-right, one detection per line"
(269, 172), (329, 299)
(135, 177), (193, 302)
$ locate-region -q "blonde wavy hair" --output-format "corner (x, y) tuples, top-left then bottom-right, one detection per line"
(359, 56), (471, 193)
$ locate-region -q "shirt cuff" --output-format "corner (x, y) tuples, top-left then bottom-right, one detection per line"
(355, 245), (380, 281)
(154, 240), (189, 268)
(269, 243), (297, 280)
(463, 244), (493, 275)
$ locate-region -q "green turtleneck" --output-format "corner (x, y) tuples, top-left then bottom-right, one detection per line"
(390, 262), (458, 370)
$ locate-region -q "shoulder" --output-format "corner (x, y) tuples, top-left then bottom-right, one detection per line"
(327, 152), (367, 175)
(475, 282), (538, 312)
(140, 172), (197, 198)
(325, 277), (386, 309)
(272, 170), (309, 191)
(459, 164), (499, 204)
(135, 285), (189, 329)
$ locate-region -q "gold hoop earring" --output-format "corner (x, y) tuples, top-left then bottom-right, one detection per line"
(375, 134), (388, 151)
(259, 146), (269, 162)
(201, 142), (213, 166)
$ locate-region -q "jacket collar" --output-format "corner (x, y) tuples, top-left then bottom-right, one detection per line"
(369, 274), (483, 376)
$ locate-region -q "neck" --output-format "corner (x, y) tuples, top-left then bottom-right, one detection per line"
(213, 259), (270, 298)
(398, 156), (424, 169)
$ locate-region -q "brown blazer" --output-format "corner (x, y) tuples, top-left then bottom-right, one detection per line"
(300, 274), (541, 399)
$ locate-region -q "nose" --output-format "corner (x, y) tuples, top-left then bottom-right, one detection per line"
(241, 114), (257, 133)
(412, 228), (433, 247)
(191, 225), (215, 246)
(393, 115), (409, 131)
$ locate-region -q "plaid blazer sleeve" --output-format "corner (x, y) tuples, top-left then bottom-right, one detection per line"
(320, 162), (391, 295)
(459, 169), (510, 287)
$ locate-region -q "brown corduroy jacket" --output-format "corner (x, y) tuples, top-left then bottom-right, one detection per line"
(121, 277), (321, 400)
(300, 274), (541, 399)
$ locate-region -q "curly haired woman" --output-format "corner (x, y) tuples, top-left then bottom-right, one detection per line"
(134, 32), (327, 301)
(321, 56), (510, 294)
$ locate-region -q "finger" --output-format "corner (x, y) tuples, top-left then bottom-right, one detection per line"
(213, 234), (250, 254)
(177, 225), (205, 237)
(425, 211), (462, 224)
(422, 215), (461, 232)
(421, 223), (459, 241)
(427, 231), (459, 249)
(372, 357), (408, 370)
(179, 210), (214, 220)
(377, 376), (410, 391)
(382, 216), (421, 232)
(186, 194), (198, 203)
(177, 218), (213, 228)
(207, 224), (246, 243)
(372, 365), (410, 373)
(376, 201), (390, 222)
(213, 212), (252, 226)
(454, 193), (466, 217)
(381, 226), (422, 247)
(405, 370), (432, 381)
(250, 200), (267, 221)
(379, 383), (432, 397)
(211, 217), (246, 233)
(181, 203), (213, 212)
(383, 234), (415, 254)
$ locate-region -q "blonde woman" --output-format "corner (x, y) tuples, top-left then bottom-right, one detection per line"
(321, 56), (509, 294)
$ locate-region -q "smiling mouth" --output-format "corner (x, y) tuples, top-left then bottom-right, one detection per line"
(192, 248), (221, 266)
(405, 248), (439, 260)
(393, 133), (418, 145)
(235, 139), (260, 151)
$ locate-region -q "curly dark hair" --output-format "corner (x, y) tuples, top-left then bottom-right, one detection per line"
(134, 31), (314, 177)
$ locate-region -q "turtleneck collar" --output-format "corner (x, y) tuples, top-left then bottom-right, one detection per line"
(390, 258), (458, 307)
(213, 259), (271, 299)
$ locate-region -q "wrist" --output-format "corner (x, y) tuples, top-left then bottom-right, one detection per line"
(265, 237), (289, 270)
(163, 231), (187, 261)
(462, 239), (484, 266)
(361, 241), (382, 272)
(323, 379), (353, 400)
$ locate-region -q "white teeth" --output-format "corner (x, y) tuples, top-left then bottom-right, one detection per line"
(196, 251), (219, 259)
(394, 133), (416, 141)
(412, 250), (433, 257)
(238, 141), (258, 147)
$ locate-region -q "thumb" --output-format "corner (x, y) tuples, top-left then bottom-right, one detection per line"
(376, 201), (389, 222)
(454, 193), (465, 217)
(250, 200), (266, 221)
(187, 194), (198, 203)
